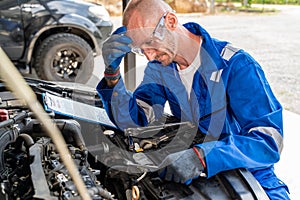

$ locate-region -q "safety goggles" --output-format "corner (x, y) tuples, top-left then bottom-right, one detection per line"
(131, 12), (168, 56)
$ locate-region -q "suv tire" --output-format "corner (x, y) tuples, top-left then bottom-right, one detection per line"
(34, 33), (94, 83)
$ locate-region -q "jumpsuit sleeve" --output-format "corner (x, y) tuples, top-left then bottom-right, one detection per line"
(196, 51), (284, 178)
(96, 63), (168, 130)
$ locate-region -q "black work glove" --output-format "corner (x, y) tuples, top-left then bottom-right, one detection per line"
(102, 26), (132, 80)
(159, 147), (206, 184)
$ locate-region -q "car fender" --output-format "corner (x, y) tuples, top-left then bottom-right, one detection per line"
(26, 13), (104, 64)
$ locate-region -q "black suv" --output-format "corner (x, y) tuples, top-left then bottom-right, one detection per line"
(0, 0), (113, 83)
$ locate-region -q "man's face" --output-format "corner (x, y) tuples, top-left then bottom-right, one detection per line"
(126, 12), (177, 66)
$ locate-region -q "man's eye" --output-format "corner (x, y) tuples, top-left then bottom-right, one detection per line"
(145, 39), (154, 45)
(158, 53), (167, 57)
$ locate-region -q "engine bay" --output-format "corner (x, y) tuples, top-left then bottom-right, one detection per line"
(0, 78), (269, 200)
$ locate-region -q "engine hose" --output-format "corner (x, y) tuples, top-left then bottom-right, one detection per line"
(21, 119), (87, 151)
(0, 126), (19, 178)
(55, 119), (88, 163)
(14, 133), (35, 151)
(0, 111), (28, 129)
(55, 119), (87, 151)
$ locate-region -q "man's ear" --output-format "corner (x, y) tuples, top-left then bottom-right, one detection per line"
(165, 12), (178, 30)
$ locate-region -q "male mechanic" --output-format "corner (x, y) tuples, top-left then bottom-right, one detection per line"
(96, 0), (290, 199)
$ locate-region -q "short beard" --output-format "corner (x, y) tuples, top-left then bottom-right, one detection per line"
(159, 29), (177, 66)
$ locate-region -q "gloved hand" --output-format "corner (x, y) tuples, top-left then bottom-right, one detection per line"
(159, 147), (206, 184)
(102, 26), (132, 80)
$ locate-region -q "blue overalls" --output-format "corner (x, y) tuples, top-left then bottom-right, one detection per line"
(97, 22), (290, 199)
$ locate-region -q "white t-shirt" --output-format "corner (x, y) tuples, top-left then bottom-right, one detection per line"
(177, 48), (201, 99)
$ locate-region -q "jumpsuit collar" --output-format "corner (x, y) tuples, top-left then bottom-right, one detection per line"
(182, 22), (227, 72)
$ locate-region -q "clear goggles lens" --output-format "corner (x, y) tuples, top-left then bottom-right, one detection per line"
(128, 12), (168, 57)
(131, 46), (144, 56)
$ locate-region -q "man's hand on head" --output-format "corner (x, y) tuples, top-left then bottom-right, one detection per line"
(102, 26), (132, 81)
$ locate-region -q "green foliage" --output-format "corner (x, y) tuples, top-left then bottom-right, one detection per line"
(255, 0), (300, 4)
(218, 0), (300, 4)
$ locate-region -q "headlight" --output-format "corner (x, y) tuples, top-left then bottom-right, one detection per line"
(89, 5), (110, 22)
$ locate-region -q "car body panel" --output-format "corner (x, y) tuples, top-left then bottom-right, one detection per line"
(0, 0), (112, 78)
(0, 3), (24, 59)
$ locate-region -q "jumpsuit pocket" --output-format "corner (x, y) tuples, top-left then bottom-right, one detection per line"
(259, 177), (290, 200)
(260, 177), (289, 191)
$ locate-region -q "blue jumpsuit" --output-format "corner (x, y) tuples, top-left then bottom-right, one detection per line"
(97, 22), (290, 199)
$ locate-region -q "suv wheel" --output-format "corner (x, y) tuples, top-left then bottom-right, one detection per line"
(34, 33), (94, 83)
